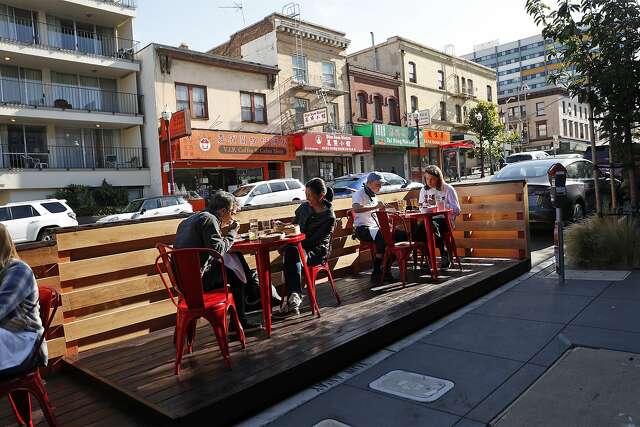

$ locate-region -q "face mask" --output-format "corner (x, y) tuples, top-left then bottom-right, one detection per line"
(363, 183), (376, 199)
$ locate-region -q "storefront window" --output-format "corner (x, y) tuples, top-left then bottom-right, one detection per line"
(303, 156), (352, 182)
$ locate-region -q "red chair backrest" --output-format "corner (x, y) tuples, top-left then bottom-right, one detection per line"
(35, 286), (61, 361)
(156, 243), (180, 302)
(374, 210), (395, 246)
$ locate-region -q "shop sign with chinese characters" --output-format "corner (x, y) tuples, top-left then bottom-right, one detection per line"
(178, 130), (296, 161)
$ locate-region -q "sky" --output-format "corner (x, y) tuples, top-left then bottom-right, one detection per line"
(134, 0), (541, 56)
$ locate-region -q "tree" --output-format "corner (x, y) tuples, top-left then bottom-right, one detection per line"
(526, 0), (640, 212)
(467, 101), (504, 178)
(93, 179), (129, 207)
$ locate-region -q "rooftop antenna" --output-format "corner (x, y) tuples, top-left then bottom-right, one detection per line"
(219, 0), (245, 24)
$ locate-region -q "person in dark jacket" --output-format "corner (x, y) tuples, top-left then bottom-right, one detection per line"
(276, 178), (336, 316)
(173, 191), (261, 329)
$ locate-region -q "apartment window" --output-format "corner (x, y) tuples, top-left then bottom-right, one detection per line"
(324, 102), (339, 131)
(373, 95), (383, 121)
(569, 120), (574, 137)
(461, 77), (467, 94)
(574, 104), (577, 116)
(562, 101), (566, 114)
(455, 105), (462, 123)
(536, 121), (547, 138)
(580, 123), (584, 139)
(388, 97), (399, 124)
(454, 75), (460, 93)
(357, 92), (368, 119)
(567, 103), (572, 116)
(486, 85), (492, 102)
(467, 79), (474, 96)
(536, 102), (545, 116)
(292, 54), (308, 83)
(440, 101), (447, 121)
(408, 62), (417, 83)
(240, 92), (266, 123)
(294, 97), (309, 129)
(463, 106), (468, 121)
(437, 70), (444, 90)
(563, 119), (568, 136)
(175, 83), (207, 119)
(321, 61), (336, 88)
(585, 124), (589, 141)
(575, 121), (579, 138)
(410, 95), (418, 113)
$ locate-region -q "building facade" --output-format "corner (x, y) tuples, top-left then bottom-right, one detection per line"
(348, 36), (496, 178)
(0, 0), (146, 203)
(210, 13), (370, 184)
(500, 87), (592, 153)
(137, 43), (286, 196)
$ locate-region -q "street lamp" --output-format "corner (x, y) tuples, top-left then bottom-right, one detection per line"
(475, 111), (486, 178)
(161, 108), (175, 195)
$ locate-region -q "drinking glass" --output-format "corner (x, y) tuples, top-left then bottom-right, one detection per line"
(398, 199), (407, 213)
(260, 219), (271, 232)
(249, 218), (259, 241)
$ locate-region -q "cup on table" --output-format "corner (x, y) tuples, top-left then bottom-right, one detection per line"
(259, 219), (271, 232)
(249, 218), (259, 241)
(397, 199), (407, 213)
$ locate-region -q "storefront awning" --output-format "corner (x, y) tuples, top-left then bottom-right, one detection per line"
(293, 132), (371, 153)
(446, 141), (475, 149)
(354, 123), (418, 148)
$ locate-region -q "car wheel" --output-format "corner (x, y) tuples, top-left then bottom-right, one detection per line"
(37, 228), (55, 242)
(292, 198), (300, 202)
(571, 202), (585, 223)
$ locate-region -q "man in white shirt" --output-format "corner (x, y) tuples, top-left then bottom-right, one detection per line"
(415, 165), (461, 269)
(352, 172), (407, 284)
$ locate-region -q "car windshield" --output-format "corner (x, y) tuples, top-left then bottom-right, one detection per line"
(122, 199), (144, 213)
(233, 185), (254, 197)
(506, 154), (532, 163)
(495, 160), (559, 180)
(332, 177), (361, 189)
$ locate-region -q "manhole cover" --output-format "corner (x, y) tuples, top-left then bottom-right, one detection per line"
(545, 270), (630, 281)
(369, 370), (454, 402)
(312, 420), (352, 427)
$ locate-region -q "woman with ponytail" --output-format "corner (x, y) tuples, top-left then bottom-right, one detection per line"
(276, 177), (336, 316)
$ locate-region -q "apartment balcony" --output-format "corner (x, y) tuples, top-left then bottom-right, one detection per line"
(450, 88), (476, 100)
(289, 74), (348, 97)
(0, 78), (143, 125)
(0, 144), (146, 170)
(95, 0), (137, 9)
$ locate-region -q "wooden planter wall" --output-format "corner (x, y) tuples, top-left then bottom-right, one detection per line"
(16, 180), (529, 361)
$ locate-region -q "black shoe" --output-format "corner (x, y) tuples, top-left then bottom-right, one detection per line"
(439, 255), (451, 269)
(370, 270), (382, 284)
(240, 320), (263, 331)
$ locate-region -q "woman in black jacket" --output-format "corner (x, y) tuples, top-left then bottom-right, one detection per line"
(277, 178), (336, 316)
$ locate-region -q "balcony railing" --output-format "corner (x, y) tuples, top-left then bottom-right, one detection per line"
(0, 144), (147, 170)
(0, 14), (138, 62)
(0, 78), (141, 115)
(291, 74), (347, 94)
(95, 0), (138, 9)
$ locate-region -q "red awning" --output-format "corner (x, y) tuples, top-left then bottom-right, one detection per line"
(446, 140), (475, 149)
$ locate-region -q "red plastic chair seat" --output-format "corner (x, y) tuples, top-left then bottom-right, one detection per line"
(177, 290), (227, 310)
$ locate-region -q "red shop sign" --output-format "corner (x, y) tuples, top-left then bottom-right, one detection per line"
(296, 132), (371, 153)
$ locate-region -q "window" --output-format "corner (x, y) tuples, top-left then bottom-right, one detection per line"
(536, 121), (547, 138)
(9, 205), (39, 219)
(292, 54), (308, 83)
(326, 102), (339, 130)
(286, 180), (302, 190)
(373, 95), (383, 121)
(175, 83), (208, 119)
(0, 208), (9, 221)
(357, 92), (368, 119)
(563, 119), (568, 136)
(142, 198), (160, 211)
(486, 85), (492, 102)
(461, 77), (467, 94)
(440, 101), (447, 121)
(575, 121), (579, 138)
(322, 61), (336, 87)
(240, 92), (267, 123)
(454, 75), (460, 93)
(536, 102), (545, 116)
(437, 70), (444, 89)
(569, 120), (574, 137)
(574, 104), (577, 116)
(253, 184), (270, 196)
(269, 182), (287, 192)
(410, 96), (418, 113)
(455, 105), (462, 123)
(467, 79), (474, 96)
(566, 163), (580, 179)
(388, 98), (399, 123)
(161, 197), (179, 207)
(408, 61), (416, 83)
(579, 105), (583, 119)
(294, 98), (309, 129)
(463, 106), (468, 121)
(580, 123), (584, 139)
(567, 103), (571, 116)
(41, 202), (66, 213)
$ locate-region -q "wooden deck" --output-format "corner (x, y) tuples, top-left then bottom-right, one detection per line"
(0, 257), (528, 427)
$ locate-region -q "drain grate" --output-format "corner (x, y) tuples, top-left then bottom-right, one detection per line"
(369, 370), (454, 402)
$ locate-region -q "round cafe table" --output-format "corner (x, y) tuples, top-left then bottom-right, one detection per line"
(398, 208), (459, 279)
(232, 233), (317, 337)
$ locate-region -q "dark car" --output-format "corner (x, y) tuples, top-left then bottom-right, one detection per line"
(329, 172), (423, 198)
(491, 158), (619, 224)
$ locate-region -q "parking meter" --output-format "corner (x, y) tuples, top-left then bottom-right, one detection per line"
(547, 163), (567, 208)
(547, 163), (566, 282)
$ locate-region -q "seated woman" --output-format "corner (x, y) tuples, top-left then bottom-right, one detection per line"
(277, 178), (336, 316)
(415, 165), (461, 269)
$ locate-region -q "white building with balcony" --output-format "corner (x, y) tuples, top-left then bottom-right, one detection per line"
(0, 0), (147, 204)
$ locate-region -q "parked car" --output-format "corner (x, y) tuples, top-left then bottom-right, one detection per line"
(96, 195), (193, 223)
(0, 199), (78, 243)
(491, 158), (619, 224)
(329, 172), (423, 198)
(505, 151), (550, 164)
(232, 179), (306, 207)
(551, 153), (583, 159)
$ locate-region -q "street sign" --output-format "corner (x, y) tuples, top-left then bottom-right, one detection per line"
(162, 162), (170, 173)
(409, 109), (431, 126)
(303, 107), (328, 128)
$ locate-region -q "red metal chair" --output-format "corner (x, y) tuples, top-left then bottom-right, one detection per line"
(155, 244), (246, 374)
(374, 210), (415, 286)
(307, 230), (341, 306)
(347, 209), (376, 266)
(442, 213), (463, 270)
(1, 286), (61, 427)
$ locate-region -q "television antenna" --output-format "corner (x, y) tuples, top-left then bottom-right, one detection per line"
(219, 0), (245, 24)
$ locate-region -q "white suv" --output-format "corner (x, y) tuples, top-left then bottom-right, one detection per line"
(0, 199), (78, 243)
(97, 195), (193, 223)
(232, 179), (306, 207)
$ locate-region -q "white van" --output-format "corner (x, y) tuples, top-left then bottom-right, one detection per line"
(0, 199), (78, 243)
(233, 179), (306, 207)
(506, 151), (550, 164)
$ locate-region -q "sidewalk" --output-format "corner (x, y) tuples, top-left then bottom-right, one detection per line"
(244, 259), (640, 427)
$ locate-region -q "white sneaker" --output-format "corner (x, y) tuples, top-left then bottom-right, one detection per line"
(288, 292), (302, 315)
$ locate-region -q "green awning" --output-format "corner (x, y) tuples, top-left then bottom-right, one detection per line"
(353, 123), (419, 148)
